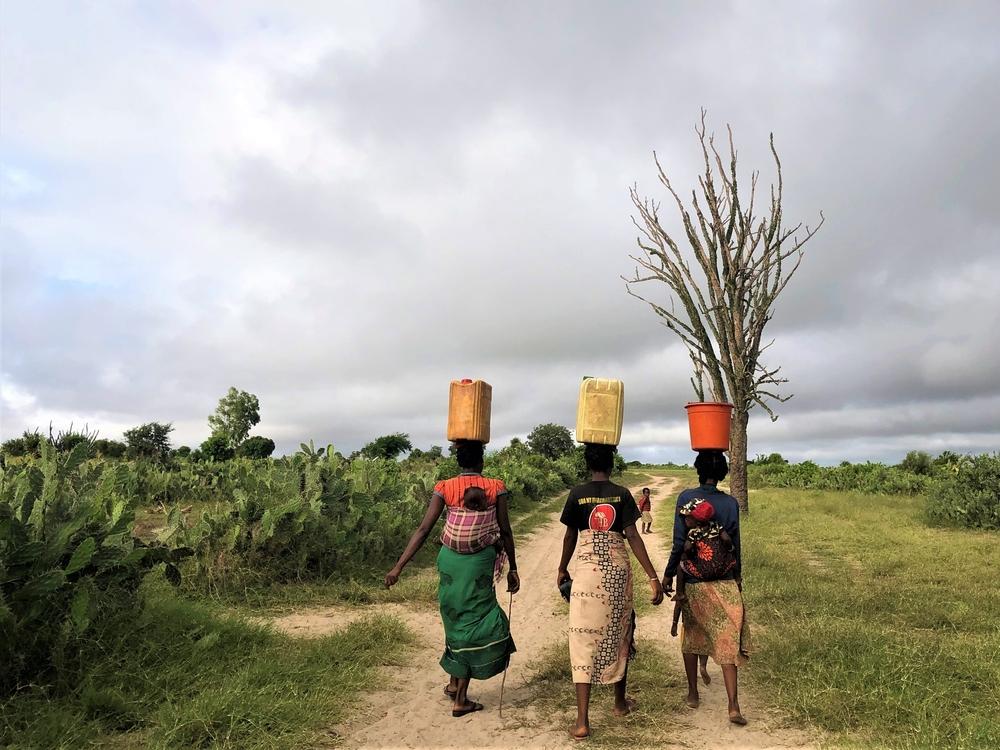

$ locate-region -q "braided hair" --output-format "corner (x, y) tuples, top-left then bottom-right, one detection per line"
(694, 450), (728, 484)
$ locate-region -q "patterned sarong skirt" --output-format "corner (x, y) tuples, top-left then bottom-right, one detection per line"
(681, 578), (751, 667)
(569, 530), (635, 684)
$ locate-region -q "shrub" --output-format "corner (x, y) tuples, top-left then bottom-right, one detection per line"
(899, 450), (933, 476)
(123, 423), (173, 462)
(361, 433), (412, 460)
(200, 434), (234, 462)
(926, 453), (1000, 530)
(1, 430), (44, 458)
(527, 423), (574, 460)
(92, 439), (127, 459)
(0, 441), (188, 694)
(169, 452), (431, 591)
(749, 460), (934, 496)
(236, 436), (276, 459)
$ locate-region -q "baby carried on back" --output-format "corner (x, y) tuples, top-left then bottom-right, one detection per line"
(441, 487), (506, 580)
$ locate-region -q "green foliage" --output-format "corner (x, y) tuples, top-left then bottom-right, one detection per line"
(0, 441), (188, 694)
(124, 422), (173, 462)
(927, 453), (1000, 530)
(172, 445), (191, 458)
(91, 439), (126, 459)
(749, 459), (934, 495)
(526, 423), (574, 459)
(207, 387), (261, 449)
(361, 432), (413, 460)
(1, 429), (44, 458)
(739, 487), (1000, 750)
(899, 450), (933, 475)
(165, 452), (433, 592)
(199, 434), (234, 462)
(236, 436), (275, 459)
(0, 590), (414, 750)
(753, 452), (788, 465)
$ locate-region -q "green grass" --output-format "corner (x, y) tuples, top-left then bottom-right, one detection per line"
(517, 640), (684, 747)
(742, 488), (1000, 750)
(0, 582), (415, 750)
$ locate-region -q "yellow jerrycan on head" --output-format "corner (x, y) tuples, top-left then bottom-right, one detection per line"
(575, 377), (624, 446)
(447, 379), (492, 443)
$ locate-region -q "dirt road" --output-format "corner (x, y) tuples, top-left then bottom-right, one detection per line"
(272, 474), (817, 749)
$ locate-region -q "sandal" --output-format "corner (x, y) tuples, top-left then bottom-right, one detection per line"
(452, 701), (484, 718)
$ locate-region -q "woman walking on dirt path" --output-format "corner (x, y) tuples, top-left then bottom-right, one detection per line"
(385, 440), (519, 718)
(556, 443), (664, 740)
(662, 450), (750, 725)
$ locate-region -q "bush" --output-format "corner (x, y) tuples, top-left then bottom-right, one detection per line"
(236, 436), (276, 459)
(1, 430), (44, 458)
(361, 433), (412, 460)
(0, 441), (188, 694)
(899, 450), (933, 476)
(123, 423), (173, 462)
(168, 451), (431, 591)
(527, 423), (574, 460)
(749, 460), (934, 496)
(92, 439), (127, 459)
(200, 434), (234, 462)
(926, 453), (1000, 530)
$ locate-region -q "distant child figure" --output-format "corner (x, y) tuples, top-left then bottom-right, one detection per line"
(441, 486), (506, 579)
(639, 488), (653, 534)
(670, 498), (736, 637)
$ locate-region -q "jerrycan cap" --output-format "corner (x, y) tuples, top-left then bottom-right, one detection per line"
(461, 378), (473, 384)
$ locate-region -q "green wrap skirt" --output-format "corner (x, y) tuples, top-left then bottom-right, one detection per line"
(437, 545), (515, 680)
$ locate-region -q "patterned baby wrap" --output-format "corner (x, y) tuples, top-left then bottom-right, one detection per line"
(678, 498), (736, 582)
(441, 506), (500, 554)
(434, 473), (508, 579)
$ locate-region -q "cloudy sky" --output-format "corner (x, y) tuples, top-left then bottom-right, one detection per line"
(2, 1), (999, 464)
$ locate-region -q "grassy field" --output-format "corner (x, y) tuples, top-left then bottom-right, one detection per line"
(0, 582), (414, 749)
(741, 487), (1000, 750)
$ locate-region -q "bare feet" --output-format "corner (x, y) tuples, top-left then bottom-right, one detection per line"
(613, 697), (636, 717)
(569, 723), (590, 740)
(700, 663), (712, 685)
(685, 692), (700, 709)
(670, 624), (679, 637)
(729, 708), (748, 725)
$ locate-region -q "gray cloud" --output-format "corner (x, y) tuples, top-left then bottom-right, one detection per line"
(2, 1), (999, 463)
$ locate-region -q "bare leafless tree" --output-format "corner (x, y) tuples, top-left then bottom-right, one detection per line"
(626, 112), (823, 511)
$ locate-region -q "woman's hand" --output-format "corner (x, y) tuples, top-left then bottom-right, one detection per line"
(648, 577), (664, 606)
(661, 574), (673, 595)
(384, 566), (402, 589)
(507, 570), (521, 594)
(556, 568), (571, 587)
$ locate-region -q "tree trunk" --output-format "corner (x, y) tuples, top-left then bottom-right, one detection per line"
(729, 408), (750, 513)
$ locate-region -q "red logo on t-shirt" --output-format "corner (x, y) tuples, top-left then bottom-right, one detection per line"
(589, 504), (616, 531)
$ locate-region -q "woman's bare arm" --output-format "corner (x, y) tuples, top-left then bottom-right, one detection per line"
(496, 493), (520, 593)
(624, 524), (665, 605)
(557, 526), (578, 586)
(385, 494), (445, 587)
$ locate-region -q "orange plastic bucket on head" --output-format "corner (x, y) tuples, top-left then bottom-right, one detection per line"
(685, 402), (733, 451)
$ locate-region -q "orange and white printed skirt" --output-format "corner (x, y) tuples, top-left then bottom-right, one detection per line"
(568, 530), (635, 684)
(681, 578), (751, 667)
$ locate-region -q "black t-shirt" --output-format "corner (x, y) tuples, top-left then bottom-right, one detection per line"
(560, 480), (642, 533)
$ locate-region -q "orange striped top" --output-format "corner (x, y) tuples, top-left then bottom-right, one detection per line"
(434, 473), (509, 508)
